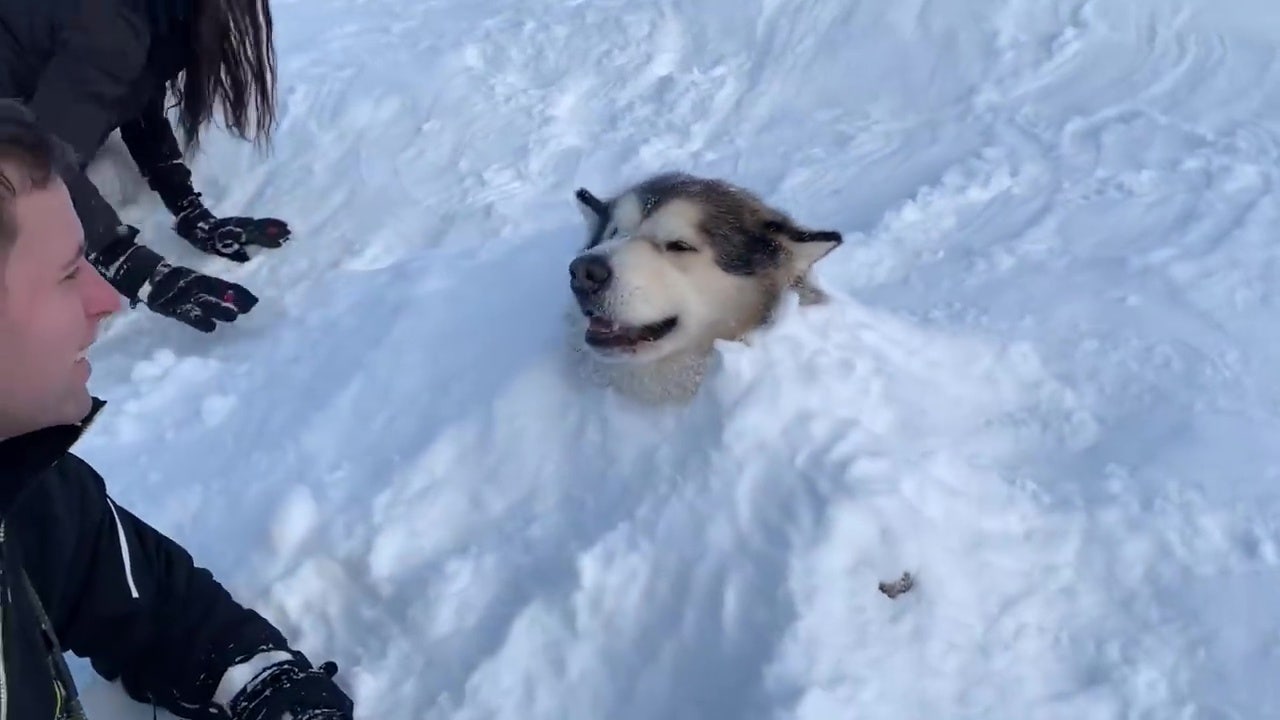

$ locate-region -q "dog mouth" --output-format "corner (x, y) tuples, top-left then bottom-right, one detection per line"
(584, 315), (678, 349)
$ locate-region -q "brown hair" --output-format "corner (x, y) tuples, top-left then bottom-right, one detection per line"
(169, 0), (278, 152)
(0, 100), (77, 259)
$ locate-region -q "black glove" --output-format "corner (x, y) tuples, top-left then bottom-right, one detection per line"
(90, 226), (259, 333)
(227, 657), (354, 720)
(173, 196), (292, 263)
(140, 259), (260, 332)
(135, 152), (292, 263)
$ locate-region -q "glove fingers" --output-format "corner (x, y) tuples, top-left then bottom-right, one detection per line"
(220, 284), (260, 313)
(186, 297), (254, 329)
(175, 304), (218, 333)
(244, 218), (291, 248)
(194, 285), (258, 322)
(197, 297), (241, 323)
(217, 245), (253, 263)
(144, 265), (259, 332)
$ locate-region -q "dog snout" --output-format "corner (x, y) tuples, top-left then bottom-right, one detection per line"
(569, 253), (612, 297)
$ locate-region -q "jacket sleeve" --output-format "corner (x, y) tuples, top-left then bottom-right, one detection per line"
(119, 93), (200, 214)
(23, 454), (301, 718)
(63, 169), (133, 258)
(27, 0), (151, 163)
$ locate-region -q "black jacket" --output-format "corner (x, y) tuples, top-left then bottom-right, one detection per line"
(0, 0), (195, 257)
(0, 398), (301, 719)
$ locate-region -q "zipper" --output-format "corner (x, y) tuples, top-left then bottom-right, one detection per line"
(1, 519), (8, 720)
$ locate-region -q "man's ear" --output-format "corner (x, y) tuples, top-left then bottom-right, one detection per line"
(575, 187), (608, 225)
(787, 229), (842, 272)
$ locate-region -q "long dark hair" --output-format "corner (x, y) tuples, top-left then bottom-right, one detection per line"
(169, 0), (278, 152)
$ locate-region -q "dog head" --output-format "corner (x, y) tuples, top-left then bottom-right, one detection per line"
(567, 172), (842, 364)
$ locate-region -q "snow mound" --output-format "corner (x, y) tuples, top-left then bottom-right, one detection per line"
(63, 0), (1280, 717)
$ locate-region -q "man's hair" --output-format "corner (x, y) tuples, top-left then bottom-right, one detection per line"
(0, 99), (78, 259)
(170, 0), (278, 153)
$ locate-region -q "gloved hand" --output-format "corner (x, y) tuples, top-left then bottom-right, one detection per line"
(141, 260), (260, 333)
(90, 226), (259, 333)
(132, 152), (292, 263)
(227, 658), (354, 720)
(174, 201), (291, 263)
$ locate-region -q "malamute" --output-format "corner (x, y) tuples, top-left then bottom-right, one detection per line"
(565, 171), (843, 403)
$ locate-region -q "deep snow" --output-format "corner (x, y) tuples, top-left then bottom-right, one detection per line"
(67, 0), (1280, 717)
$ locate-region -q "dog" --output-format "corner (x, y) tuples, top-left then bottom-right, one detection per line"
(564, 171), (843, 403)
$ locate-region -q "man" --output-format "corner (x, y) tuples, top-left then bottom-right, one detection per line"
(0, 102), (353, 718)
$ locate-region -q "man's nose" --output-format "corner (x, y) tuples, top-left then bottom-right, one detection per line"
(83, 261), (122, 317)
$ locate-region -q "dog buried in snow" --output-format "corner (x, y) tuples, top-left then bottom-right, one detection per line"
(564, 171), (843, 403)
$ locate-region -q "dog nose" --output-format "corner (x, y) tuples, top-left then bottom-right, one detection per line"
(569, 254), (612, 296)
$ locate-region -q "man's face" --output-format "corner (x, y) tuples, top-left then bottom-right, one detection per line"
(0, 174), (120, 439)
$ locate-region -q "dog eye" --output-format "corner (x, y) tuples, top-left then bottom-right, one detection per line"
(664, 240), (696, 253)
(762, 220), (786, 233)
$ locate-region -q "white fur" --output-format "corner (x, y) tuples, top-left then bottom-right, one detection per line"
(562, 303), (713, 404)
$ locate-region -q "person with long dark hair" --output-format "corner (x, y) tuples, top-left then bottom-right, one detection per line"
(0, 0), (296, 333)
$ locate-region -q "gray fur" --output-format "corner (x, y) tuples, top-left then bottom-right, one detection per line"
(576, 171), (840, 282)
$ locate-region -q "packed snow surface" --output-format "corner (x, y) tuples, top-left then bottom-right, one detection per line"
(70, 0), (1280, 717)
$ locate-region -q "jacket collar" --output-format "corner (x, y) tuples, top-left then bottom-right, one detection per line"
(0, 398), (106, 515)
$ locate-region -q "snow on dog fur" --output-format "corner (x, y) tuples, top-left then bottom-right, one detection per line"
(564, 171), (843, 403)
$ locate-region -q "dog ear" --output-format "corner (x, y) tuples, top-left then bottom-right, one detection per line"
(787, 229), (842, 272)
(575, 187), (608, 225)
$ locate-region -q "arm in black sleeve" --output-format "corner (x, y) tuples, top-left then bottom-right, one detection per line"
(21, 0), (169, 294)
(31, 454), (309, 718)
(63, 169), (168, 305)
(119, 92), (202, 217)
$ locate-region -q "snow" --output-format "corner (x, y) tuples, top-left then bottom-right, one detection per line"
(65, 0), (1280, 717)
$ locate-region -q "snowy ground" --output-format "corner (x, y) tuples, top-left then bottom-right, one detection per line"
(68, 0), (1280, 717)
